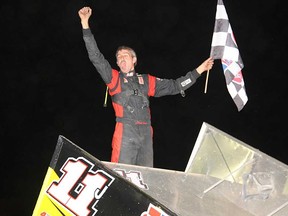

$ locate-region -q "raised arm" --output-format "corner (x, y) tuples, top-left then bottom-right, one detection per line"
(152, 57), (214, 97)
(78, 6), (92, 29)
(78, 6), (113, 84)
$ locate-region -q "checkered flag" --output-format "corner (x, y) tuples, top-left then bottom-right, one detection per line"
(210, 0), (248, 111)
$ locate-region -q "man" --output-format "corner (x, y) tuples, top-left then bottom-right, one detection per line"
(78, 6), (214, 167)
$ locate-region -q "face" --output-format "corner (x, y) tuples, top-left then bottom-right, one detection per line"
(116, 49), (136, 73)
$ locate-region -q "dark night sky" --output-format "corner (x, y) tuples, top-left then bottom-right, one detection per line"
(1, 0), (288, 215)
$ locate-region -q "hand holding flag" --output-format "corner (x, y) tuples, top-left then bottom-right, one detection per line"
(196, 57), (214, 74)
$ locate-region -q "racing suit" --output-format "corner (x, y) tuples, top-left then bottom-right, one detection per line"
(82, 28), (201, 167)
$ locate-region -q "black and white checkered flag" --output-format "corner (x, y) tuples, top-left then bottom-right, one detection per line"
(210, 0), (248, 111)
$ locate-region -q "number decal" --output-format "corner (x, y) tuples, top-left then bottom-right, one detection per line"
(47, 157), (115, 216)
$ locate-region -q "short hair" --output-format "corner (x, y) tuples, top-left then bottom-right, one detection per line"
(116, 46), (137, 65)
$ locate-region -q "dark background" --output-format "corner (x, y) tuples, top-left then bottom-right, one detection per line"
(1, 0), (287, 215)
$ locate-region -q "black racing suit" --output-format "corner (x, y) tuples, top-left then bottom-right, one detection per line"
(82, 28), (201, 167)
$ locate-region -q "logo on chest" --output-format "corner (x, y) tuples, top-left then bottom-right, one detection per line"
(123, 77), (144, 85)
